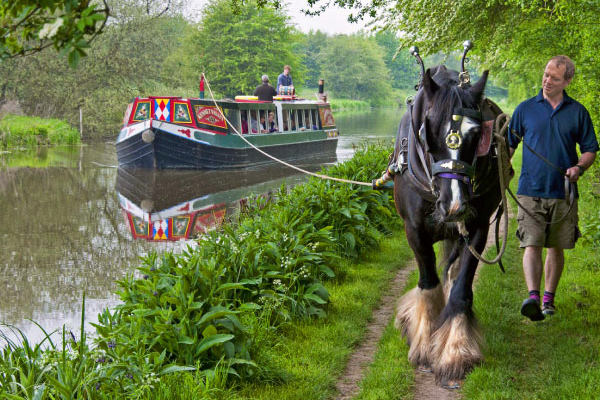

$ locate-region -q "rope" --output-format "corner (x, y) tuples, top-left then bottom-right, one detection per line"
(459, 113), (511, 265)
(202, 75), (372, 187)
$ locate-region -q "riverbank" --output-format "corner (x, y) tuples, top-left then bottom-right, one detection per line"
(0, 114), (80, 148)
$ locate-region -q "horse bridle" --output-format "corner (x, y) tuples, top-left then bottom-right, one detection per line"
(410, 98), (483, 198)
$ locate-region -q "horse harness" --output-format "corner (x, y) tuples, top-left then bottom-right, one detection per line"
(394, 96), (496, 202)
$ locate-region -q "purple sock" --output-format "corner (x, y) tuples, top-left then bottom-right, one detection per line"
(543, 291), (555, 305)
(529, 290), (540, 302)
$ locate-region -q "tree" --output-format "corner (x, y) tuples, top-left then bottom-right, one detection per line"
(374, 30), (419, 90)
(294, 0), (600, 120)
(300, 30), (328, 87)
(320, 34), (392, 105)
(174, 0), (305, 98)
(0, 0), (109, 66)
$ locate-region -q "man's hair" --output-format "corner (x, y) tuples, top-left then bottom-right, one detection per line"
(549, 55), (575, 81)
(261, 74), (269, 83)
(283, 65), (291, 71)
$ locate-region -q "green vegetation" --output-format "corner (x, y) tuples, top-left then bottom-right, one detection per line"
(459, 148), (600, 399)
(316, 0), (600, 125)
(164, 0), (305, 98)
(353, 148), (600, 398)
(0, 114), (80, 148)
(329, 98), (371, 112)
(0, 1), (426, 138)
(235, 234), (414, 399)
(0, 0), (109, 66)
(0, 144), (409, 399)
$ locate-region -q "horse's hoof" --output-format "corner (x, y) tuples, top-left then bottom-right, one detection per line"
(417, 365), (433, 373)
(442, 379), (463, 390)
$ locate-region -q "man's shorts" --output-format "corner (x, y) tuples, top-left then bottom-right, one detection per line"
(516, 195), (580, 249)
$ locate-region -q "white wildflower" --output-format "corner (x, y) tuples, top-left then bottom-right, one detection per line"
(39, 17), (64, 39)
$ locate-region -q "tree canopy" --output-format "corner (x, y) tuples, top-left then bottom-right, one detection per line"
(298, 0), (600, 120)
(320, 34), (392, 105)
(173, 0), (304, 98)
(0, 0), (109, 66)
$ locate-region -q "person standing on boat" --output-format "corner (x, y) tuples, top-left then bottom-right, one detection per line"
(254, 75), (277, 101)
(277, 65), (293, 93)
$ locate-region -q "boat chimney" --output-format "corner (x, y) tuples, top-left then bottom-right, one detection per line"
(199, 74), (205, 99)
(317, 79), (327, 102)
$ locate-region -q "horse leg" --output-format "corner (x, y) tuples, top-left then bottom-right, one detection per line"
(394, 225), (445, 369)
(442, 239), (463, 302)
(430, 227), (487, 386)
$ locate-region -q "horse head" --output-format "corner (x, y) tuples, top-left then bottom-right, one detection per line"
(415, 66), (489, 222)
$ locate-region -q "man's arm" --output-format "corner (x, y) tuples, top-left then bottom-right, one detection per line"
(566, 151), (596, 182)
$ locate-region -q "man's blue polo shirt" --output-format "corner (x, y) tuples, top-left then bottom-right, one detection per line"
(508, 90), (598, 199)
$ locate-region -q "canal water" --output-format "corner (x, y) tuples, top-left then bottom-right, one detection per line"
(0, 107), (402, 343)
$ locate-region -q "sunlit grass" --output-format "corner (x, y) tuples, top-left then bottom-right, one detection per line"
(0, 114), (80, 148)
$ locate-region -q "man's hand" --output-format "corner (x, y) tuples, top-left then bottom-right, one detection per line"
(566, 165), (583, 182)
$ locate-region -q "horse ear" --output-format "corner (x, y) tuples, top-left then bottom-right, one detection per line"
(469, 70), (489, 101)
(422, 68), (439, 100)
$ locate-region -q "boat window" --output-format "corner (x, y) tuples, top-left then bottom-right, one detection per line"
(290, 110), (298, 131)
(227, 109), (241, 135)
(267, 110), (277, 133)
(249, 109), (259, 134)
(240, 109), (249, 134)
(258, 109), (268, 134)
(282, 110), (291, 132)
(299, 110), (306, 130)
(311, 109), (320, 129)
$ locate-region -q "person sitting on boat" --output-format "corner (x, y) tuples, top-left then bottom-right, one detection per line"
(268, 112), (277, 132)
(277, 65), (293, 92)
(253, 75), (277, 101)
(241, 113), (249, 134)
(259, 115), (268, 133)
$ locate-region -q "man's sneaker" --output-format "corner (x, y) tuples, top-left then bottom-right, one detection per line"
(542, 302), (555, 316)
(520, 297), (545, 321)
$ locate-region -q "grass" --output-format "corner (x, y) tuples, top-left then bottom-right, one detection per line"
(354, 144), (600, 399)
(233, 232), (414, 399)
(460, 146), (600, 399)
(0, 114), (80, 148)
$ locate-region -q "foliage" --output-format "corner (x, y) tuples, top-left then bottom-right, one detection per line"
(0, 9), (195, 137)
(0, 0), (109, 66)
(329, 98), (371, 111)
(373, 29), (420, 90)
(299, 30), (328, 87)
(170, 0), (305, 98)
(301, 0), (600, 124)
(319, 34), (393, 106)
(0, 113), (80, 148)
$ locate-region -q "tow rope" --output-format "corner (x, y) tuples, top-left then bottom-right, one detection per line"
(203, 74), (372, 187)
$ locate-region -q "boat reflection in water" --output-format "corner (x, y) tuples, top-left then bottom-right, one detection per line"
(115, 158), (335, 241)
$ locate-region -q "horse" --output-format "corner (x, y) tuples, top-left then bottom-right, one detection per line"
(391, 64), (505, 387)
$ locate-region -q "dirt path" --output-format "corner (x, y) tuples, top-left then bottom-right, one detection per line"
(333, 212), (508, 400)
(334, 261), (416, 400)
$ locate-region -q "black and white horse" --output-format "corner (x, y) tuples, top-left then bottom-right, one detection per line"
(392, 63), (503, 386)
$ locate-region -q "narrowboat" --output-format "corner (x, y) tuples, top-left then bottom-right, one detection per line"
(116, 96), (339, 169)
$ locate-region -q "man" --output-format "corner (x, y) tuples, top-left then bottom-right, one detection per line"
(508, 55), (598, 321)
(253, 74), (277, 101)
(277, 65), (293, 92)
